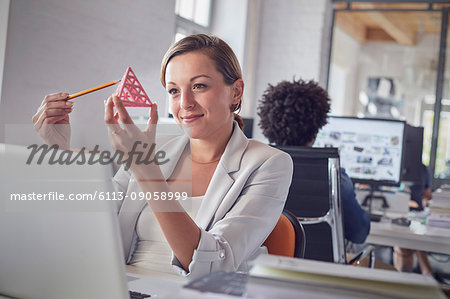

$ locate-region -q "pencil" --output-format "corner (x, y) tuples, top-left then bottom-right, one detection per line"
(67, 80), (121, 100)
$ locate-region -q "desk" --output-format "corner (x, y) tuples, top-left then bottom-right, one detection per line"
(367, 220), (450, 255)
(356, 189), (450, 254)
(123, 256), (445, 298)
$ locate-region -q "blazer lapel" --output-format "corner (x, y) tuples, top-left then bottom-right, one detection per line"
(195, 165), (234, 229)
(195, 123), (249, 229)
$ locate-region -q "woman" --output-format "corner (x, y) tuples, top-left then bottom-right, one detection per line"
(32, 34), (293, 279)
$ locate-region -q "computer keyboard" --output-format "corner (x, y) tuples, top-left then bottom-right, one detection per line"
(184, 271), (248, 297)
(366, 212), (382, 222)
(129, 290), (151, 298)
(391, 217), (411, 227)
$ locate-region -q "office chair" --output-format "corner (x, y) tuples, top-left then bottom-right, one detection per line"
(275, 146), (346, 264)
(263, 209), (306, 258)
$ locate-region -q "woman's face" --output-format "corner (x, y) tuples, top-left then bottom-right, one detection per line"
(165, 51), (242, 140)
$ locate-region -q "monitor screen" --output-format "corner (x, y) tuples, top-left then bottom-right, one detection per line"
(313, 116), (405, 185)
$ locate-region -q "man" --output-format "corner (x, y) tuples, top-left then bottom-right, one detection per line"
(394, 164), (446, 284)
(258, 78), (370, 243)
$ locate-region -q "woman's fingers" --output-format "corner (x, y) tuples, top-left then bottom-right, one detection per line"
(112, 95), (133, 124)
(145, 102), (158, 136)
(111, 95), (141, 136)
(43, 108), (73, 118)
(33, 107), (73, 131)
(149, 102), (159, 125)
(32, 93), (72, 126)
(43, 92), (69, 104)
(104, 96), (123, 134)
(33, 114), (68, 132)
(45, 100), (74, 110)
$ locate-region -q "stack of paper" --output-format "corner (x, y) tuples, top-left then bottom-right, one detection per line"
(248, 255), (444, 299)
(428, 190), (450, 228)
(427, 213), (450, 229)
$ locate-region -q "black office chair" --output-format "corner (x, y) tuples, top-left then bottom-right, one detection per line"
(276, 146), (346, 264)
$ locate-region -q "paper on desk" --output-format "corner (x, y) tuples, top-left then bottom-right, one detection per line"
(247, 275), (374, 299)
(251, 255), (436, 287)
(427, 213), (450, 229)
(250, 255), (444, 299)
(166, 288), (239, 299)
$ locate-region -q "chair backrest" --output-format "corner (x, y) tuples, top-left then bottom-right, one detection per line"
(263, 209), (306, 258)
(276, 146), (346, 264)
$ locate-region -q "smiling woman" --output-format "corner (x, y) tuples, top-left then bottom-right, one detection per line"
(165, 52), (241, 142)
(33, 34), (293, 280)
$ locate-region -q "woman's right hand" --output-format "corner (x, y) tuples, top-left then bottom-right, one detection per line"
(32, 93), (74, 150)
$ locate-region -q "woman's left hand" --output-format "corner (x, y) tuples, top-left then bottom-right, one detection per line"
(104, 95), (158, 171)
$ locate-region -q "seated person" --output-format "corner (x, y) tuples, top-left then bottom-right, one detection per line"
(394, 164), (446, 284)
(409, 163), (432, 211)
(32, 34), (293, 279)
(257, 78), (370, 243)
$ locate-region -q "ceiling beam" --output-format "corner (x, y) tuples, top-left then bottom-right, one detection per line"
(335, 13), (367, 43)
(366, 11), (416, 45)
(366, 28), (396, 42)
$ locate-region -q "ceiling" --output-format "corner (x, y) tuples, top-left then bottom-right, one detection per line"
(334, 3), (448, 46)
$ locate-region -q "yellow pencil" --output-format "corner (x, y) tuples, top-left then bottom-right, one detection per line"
(67, 80), (121, 100)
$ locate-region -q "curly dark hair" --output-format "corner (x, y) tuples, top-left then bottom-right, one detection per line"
(258, 79), (331, 146)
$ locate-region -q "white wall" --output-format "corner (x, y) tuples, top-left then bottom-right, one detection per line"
(328, 27), (361, 116)
(0, 0), (175, 148)
(210, 0), (248, 66)
(249, 0), (333, 141)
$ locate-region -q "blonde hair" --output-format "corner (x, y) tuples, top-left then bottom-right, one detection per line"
(160, 34), (244, 130)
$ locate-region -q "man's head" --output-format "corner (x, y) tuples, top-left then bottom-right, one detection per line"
(258, 79), (331, 146)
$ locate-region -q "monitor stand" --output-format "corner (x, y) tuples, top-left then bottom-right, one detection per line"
(361, 185), (389, 214)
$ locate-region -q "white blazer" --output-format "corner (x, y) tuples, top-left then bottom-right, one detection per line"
(113, 123), (293, 279)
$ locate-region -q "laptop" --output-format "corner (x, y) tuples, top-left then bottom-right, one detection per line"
(0, 143), (183, 299)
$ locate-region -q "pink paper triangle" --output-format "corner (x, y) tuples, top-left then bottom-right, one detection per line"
(115, 67), (152, 107)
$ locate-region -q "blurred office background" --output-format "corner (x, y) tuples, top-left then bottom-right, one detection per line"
(1, 0), (450, 188)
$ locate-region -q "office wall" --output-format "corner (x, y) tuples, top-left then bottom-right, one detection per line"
(0, 0), (175, 148)
(328, 27), (362, 116)
(210, 0), (248, 67)
(248, 0), (333, 141)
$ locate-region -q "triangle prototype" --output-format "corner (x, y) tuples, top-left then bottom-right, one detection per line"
(115, 67), (152, 107)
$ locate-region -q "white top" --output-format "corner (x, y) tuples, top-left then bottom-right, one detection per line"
(129, 196), (204, 274)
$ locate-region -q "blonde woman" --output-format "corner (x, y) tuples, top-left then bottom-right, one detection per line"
(33, 34), (293, 279)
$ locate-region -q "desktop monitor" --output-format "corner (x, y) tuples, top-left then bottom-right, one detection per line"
(313, 116), (406, 186)
(401, 124), (424, 183)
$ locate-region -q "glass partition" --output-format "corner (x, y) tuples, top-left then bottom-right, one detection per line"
(434, 10), (450, 179)
(328, 2), (449, 186)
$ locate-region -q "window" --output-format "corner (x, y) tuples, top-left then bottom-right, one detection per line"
(174, 0), (211, 41)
